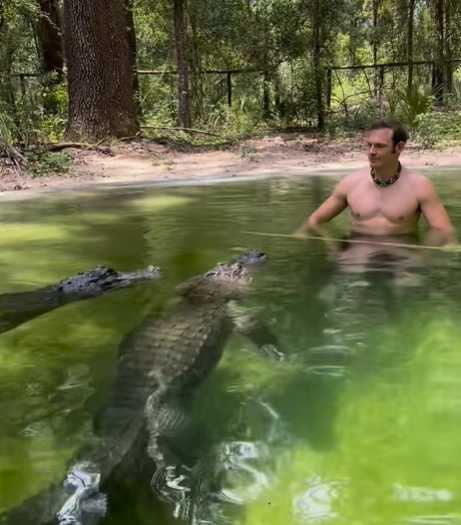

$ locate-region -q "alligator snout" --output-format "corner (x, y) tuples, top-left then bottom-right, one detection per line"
(235, 250), (266, 266)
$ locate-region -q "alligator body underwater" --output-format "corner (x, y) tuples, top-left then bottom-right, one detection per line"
(0, 251), (280, 525)
(0, 265), (160, 334)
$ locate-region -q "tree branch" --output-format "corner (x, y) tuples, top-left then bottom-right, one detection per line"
(141, 126), (223, 138)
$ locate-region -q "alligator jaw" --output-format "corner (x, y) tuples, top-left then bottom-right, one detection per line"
(55, 265), (161, 299)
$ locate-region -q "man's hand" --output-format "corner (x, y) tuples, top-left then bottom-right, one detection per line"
(291, 229), (309, 240)
(439, 243), (461, 253)
(424, 227), (456, 248)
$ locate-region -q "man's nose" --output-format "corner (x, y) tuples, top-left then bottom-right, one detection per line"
(369, 145), (377, 154)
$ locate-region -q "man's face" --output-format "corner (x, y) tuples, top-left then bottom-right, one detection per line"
(365, 128), (404, 170)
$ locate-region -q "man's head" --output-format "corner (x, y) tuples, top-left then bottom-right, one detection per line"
(365, 119), (409, 172)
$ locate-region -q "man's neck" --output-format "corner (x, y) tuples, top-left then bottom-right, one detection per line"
(372, 160), (400, 180)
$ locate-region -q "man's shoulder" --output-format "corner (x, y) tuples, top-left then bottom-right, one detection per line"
(403, 167), (427, 180)
(403, 168), (433, 188)
(402, 168), (437, 198)
(338, 169), (368, 188)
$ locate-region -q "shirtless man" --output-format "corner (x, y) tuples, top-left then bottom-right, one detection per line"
(294, 120), (454, 244)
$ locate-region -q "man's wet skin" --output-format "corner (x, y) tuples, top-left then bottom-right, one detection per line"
(346, 166), (422, 236)
(333, 232), (424, 279)
(295, 122), (454, 243)
(338, 128), (433, 236)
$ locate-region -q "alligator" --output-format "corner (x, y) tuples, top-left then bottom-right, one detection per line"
(0, 264), (160, 335)
(0, 250), (280, 525)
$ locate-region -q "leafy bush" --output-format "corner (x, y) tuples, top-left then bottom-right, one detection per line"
(392, 87), (433, 128)
(27, 151), (73, 177)
(210, 102), (262, 136)
(0, 109), (16, 153)
(38, 114), (67, 143)
(415, 111), (461, 147)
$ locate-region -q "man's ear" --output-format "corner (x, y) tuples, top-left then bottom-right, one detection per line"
(395, 141), (406, 155)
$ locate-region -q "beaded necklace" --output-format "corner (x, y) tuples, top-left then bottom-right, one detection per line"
(370, 162), (402, 187)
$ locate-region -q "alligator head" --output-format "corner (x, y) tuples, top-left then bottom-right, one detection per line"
(55, 265), (161, 300)
(177, 250), (266, 299)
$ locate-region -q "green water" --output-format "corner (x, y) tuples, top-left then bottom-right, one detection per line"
(1, 174), (461, 525)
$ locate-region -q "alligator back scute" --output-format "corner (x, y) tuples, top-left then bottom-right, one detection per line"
(96, 298), (233, 444)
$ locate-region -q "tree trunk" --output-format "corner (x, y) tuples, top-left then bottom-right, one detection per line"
(348, 15), (358, 65)
(124, 0), (140, 113)
(36, 0), (64, 76)
(407, 0), (415, 93)
(432, 0), (445, 105)
(263, 69), (271, 118)
(372, 0), (379, 99)
(188, 4), (204, 121)
(0, 2), (5, 30)
(63, 0), (139, 141)
(312, 0), (324, 130)
(173, 0), (191, 128)
(445, 0), (453, 94)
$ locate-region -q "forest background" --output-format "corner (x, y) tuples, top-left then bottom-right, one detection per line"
(1, 0), (461, 178)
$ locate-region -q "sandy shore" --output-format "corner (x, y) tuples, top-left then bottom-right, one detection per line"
(1, 134), (461, 198)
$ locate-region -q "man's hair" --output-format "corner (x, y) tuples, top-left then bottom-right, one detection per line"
(367, 119), (409, 146)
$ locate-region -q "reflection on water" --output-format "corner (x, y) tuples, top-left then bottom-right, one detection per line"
(1, 174), (461, 524)
(293, 476), (345, 523)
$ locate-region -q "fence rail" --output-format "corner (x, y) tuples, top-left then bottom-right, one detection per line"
(7, 58), (461, 124)
(8, 68), (259, 107)
(325, 58), (461, 109)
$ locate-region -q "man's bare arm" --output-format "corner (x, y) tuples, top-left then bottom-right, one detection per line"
(294, 178), (349, 236)
(418, 177), (455, 244)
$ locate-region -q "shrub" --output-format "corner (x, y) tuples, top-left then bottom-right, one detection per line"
(394, 87), (433, 128)
(415, 111), (461, 147)
(27, 151), (73, 177)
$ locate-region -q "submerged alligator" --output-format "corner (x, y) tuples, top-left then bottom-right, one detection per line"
(1, 250), (280, 525)
(0, 264), (160, 334)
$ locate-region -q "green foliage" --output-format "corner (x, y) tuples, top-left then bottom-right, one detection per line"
(0, 108), (17, 152)
(415, 110), (461, 147)
(38, 114), (67, 143)
(26, 151), (73, 177)
(41, 78), (68, 114)
(351, 101), (383, 129)
(2, 0), (461, 144)
(209, 102), (263, 136)
(391, 87), (433, 128)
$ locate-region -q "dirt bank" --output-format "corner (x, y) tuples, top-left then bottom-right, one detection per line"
(1, 134), (461, 196)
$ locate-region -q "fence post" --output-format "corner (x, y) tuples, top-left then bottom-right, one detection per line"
(326, 68), (332, 109)
(19, 74), (26, 99)
(227, 72), (232, 107)
(378, 65), (385, 108)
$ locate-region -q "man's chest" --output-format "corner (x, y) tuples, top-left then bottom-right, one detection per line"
(347, 184), (420, 221)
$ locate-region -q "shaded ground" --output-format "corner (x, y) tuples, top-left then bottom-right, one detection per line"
(1, 133), (461, 196)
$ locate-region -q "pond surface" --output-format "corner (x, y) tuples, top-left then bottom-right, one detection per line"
(1, 173), (461, 525)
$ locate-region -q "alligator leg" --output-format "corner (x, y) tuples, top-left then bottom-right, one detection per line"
(55, 461), (107, 525)
(239, 319), (284, 361)
(145, 394), (193, 519)
(229, 303), (284, 361)
(0, 264), (160, 335)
